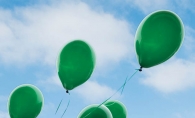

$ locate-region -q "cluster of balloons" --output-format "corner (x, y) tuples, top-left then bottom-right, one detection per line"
(7, 40), (95, 118)
(57, 10), (184, 117)
(78, 100), (127, 118)
(7, 10), (184, 118)
(57, 10), (184, 92)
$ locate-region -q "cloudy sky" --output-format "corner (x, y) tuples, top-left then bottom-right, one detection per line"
(0, 0), (195, 118)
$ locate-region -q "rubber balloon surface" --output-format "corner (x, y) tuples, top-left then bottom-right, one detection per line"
(57, 40), (95, 90)
(8, 84), (44, 118)
(135, 10), (184, 68)
(104, 100), (127, 118)
(78, 104), (113, 118)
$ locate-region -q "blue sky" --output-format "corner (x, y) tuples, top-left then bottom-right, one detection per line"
(0, 0), (195, 118)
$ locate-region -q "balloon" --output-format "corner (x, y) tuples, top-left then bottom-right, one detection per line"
(8, 84), (44, 118)
(77, 104), (113, 118)
(104, 100), (127, 118)
(135, 10), (184, 68)
(57, 40), (95, 91)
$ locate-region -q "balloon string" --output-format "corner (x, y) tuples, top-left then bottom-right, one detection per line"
(82, 96), (113, 118)
(120, 69), (139, 94)
(120, 76), (128, 95)
(55, 99), (63, 114)
(82, 69), (139, 118)
(61, 92), (70, 118)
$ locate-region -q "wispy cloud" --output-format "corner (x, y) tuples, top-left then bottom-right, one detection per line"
(38, 102), (56, 118)
(0, 1), (134, 68)
(182, 26), (195, 57)
(74, 80), (120, 103)
(139, 24), (195, 94)
(0, 95), (7, 102)
(172, 112), (183, 118)
(0, 111), (9, 118)
(126, 0), (195, 15)
(37, 74), (63, 91)
(126, 0), (173, 14)
(172, 109), (195, 118)
(140, 58), (195, 93)
(175, 0), (195, 13)
(38, 74), (120, 103)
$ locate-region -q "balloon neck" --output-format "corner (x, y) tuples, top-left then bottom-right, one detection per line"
(66, 90), (69, 93)
(139, 67), (142, 72)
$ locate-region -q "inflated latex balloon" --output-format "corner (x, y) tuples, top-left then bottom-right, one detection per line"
(57, 40), (95, 91)
(135, 10), (184, 68)
(104, 100), (127, 118)
(77, 104), (113, 118)
(8, 84), (44, 118)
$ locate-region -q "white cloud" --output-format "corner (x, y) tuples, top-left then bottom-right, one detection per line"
(37, 74), (63, 91)
(38, 74), (121, 103)
(74, 80), (120, 103)
(0, 1), (134, 68)
(141, 59), (195, 93)
(0, 96), (9, 118)
(173, 113), (182, 118)
(140, 26), (195, 94)
(172, 110), (195, 118)
(37, 73), (120, 103)
(38, 102), (56, 118)
(0, 111), (9, 118)
(182, 26), (195, 56)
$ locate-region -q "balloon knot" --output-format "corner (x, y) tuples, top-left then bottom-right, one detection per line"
(66, 90), (69, 93)
(139, 67), (142, 72)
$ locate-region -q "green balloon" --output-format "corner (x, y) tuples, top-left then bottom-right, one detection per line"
(135, 10), (184, 68)
(8, 84), (44, 118)
(104, 100), (127, 118)
(57, 40), (95, 90)
(77, 104), (113, 118)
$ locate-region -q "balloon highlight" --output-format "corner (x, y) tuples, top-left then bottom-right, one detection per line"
(104, 100), (127, 118)
(78, 104), (113, 118)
